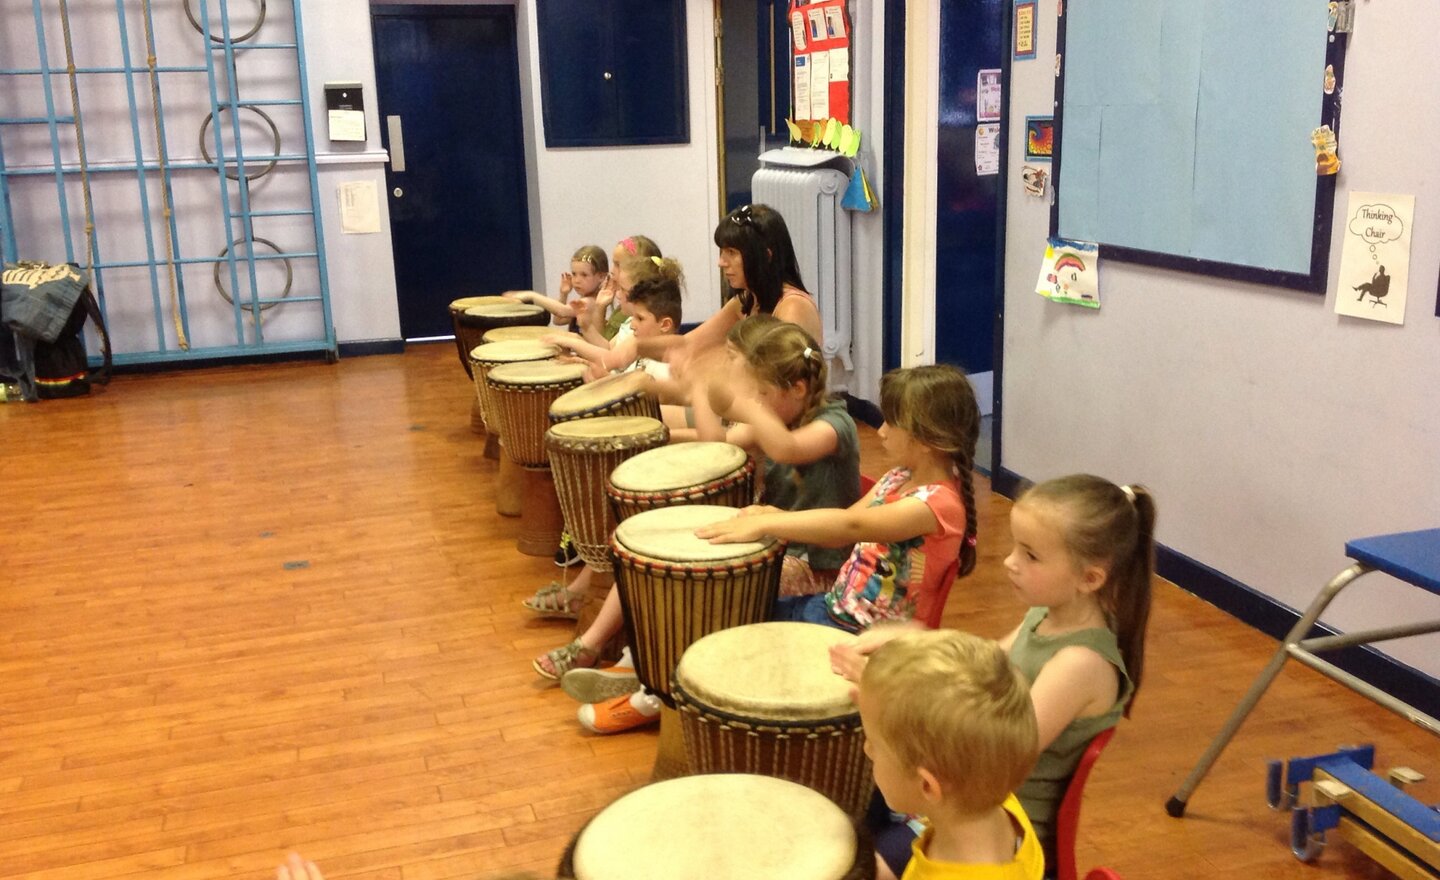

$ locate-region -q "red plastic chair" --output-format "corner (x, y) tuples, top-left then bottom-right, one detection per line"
(1055, 727), (1118, 880)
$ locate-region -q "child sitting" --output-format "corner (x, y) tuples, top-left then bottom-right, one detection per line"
(522, 260), (685, 677)
(858, 629), (1043, 879)
(695, 315), (860, 595)
(837, 475), (1155, 878)
(696, 364), (981, 631)
(504, 244), (608, 333)
(545, 256), (682, 380)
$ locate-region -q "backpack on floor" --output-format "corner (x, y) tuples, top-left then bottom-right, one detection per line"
(1, 261), (112, 400)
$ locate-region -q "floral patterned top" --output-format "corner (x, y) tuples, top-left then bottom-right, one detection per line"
(823, 467), (967, 631)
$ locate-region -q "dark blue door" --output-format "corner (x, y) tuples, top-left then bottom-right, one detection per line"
(935, 0), (1004, 374)
(372, 5), (532, 339)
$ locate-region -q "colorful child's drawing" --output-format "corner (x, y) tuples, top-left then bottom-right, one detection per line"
(1025, 116), (1054, 162)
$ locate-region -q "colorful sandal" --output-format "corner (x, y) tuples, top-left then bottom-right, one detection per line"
(533, 639), (600, 681)
(521, 582), (583, 620)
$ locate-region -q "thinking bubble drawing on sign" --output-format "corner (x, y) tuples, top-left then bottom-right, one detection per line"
(1349, 203), (1405, 262)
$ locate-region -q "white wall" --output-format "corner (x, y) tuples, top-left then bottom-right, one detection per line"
(1001, 1), (1440, 678)
(303, 0), (401, 344)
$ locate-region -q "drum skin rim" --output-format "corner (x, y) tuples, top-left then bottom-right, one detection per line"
(605, 459), (754, 503)
(672, 681), (861, 729)
(548, 371), (652, 418)
(607, 442), (750, 492)
(547, 426), (670, 451)
(609, 539), (785, 571)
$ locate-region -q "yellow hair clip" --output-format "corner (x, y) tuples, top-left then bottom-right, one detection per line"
(650, 256), (663, 266)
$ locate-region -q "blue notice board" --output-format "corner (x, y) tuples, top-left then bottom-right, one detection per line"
(1051, 1), (1347, 292)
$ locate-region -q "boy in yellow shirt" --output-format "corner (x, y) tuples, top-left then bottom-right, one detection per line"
(858, 630), (1044, 880)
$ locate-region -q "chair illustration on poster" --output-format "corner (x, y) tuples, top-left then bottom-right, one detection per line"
(1049, 1), (1350, 293)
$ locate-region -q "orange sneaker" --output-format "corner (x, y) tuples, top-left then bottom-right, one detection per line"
(577, 692), (661, 734)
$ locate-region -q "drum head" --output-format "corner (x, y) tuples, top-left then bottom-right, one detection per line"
(676, 622), (859, 721)
(482, 325), (552, 344)
(461, 302), (545, 322)
(468, 339), (557, 365)
(550, 370), (652, 419)
(609, 442), (749, 493)
(613, 505), (775, 563)
(572, 774), (856, 880)
(448, 295), (510, 313)
(548, 415), (666, 441)
(488, 361), (587, 386)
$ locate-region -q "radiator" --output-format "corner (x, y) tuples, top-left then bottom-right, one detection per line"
(752, 154), (852, 369)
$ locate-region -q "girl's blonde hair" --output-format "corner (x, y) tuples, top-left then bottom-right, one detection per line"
(727, 315), (828, 426)
(616, 236), (665, 280)
(863, 629), (1038, 814)
(879, 364), (981, 577)
(1017, 476), (1155, 715)
(571, 244), (608, 273)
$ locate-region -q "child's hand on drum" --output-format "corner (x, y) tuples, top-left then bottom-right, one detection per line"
(829, 641), (867, 683)
(277, 853), (325, 880)
(831, 624), (915, 683)
(737, 504), (782, 517)
(503, 290), (538, 304)
(695, 514), (770, 544)
(542, 332), (581, 350)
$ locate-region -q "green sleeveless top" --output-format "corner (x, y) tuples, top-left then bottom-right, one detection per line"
(1008, 606), (1132, 853)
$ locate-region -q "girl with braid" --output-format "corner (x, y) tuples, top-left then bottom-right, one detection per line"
(698, 363), (980, 631)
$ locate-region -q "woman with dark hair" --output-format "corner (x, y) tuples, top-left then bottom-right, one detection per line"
(707, 203), (823, 344)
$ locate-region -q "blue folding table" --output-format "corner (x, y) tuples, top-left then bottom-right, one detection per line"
(1167, 528), (1440, 817)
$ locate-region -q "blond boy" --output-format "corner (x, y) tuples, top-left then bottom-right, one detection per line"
(858, 630), (1043, 880)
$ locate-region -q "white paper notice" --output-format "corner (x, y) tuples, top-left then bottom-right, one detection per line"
(790, 11), (807, 51)
(830, 46), (850, 82)
(328, 109), (365, 143)
(793, 55), (812, 121)
(976, 69), (1002, 122)
(975, 124), (1000, 175)
(824, 6), (847, 39)
(809, 50), (830, 119)
(338, 180), (381, 234)
(1335, 191), (1413, 325)
(806, 8), (826, 43)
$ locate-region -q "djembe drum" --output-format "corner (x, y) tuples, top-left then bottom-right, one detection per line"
(673, 622), (874, 818)
(468, 339), (558, 516)
(606, 442), (755, 523)
(546, 416), (669, 571)
(481, 325), (553, 344)
(558, 774), (875, 880)
(486, 361), (588, 557)
(450, 299), (547, 435)
(548, 370), (660, 425)
(611, 505), (786, 778)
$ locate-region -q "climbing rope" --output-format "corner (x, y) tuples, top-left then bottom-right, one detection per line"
(140, 0), (189, 348)
(54, 0), (97, 293)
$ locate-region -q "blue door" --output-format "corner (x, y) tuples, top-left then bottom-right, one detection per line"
(372, 5), (532, 339)
(934, 0), (1004, 375)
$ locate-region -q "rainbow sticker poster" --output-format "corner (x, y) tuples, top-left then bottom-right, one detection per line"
(1035, 237), (1100, 308)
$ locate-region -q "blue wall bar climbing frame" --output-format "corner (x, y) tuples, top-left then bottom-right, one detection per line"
(0, 0), (336, 364)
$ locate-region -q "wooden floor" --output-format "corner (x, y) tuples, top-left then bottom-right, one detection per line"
(1, 343), (1433, 880)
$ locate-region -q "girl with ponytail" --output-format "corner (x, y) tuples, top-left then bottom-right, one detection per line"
(837, 473), (1156, 879)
